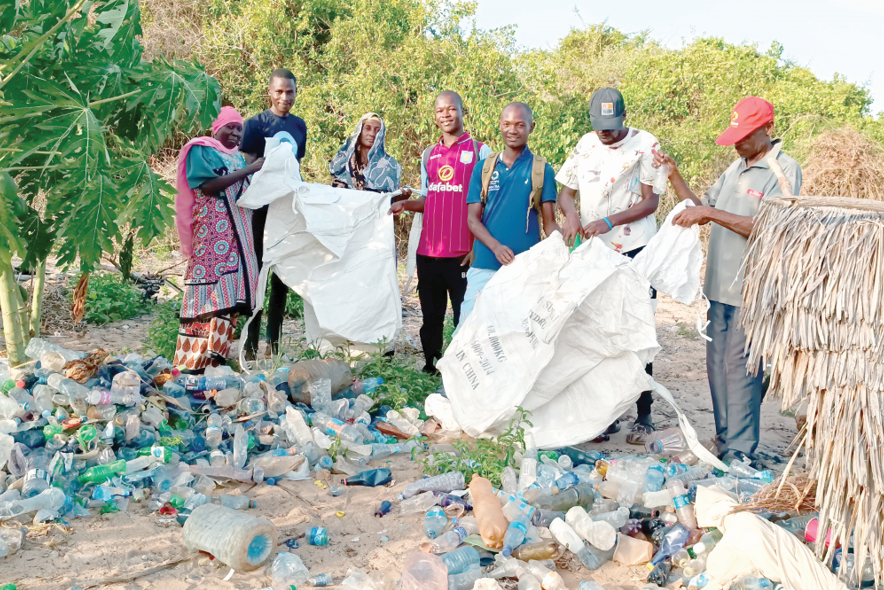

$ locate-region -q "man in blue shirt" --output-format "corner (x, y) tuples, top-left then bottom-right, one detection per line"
(461, 102), (559, 322)
(240, 68), (307, 359)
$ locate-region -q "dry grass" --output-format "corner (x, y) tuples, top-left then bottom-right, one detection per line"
(139, 0), (206, 63)
(734, 472), (817, 515)
(800, 126), (884, 200)
(741, 195), (884, 585)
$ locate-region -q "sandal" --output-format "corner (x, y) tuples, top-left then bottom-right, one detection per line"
(592, 419), (621, 443)
(626, 421), (655, 446)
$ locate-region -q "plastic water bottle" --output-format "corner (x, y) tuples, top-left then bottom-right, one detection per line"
(519, 434), (538, 491)
(579, 582), (606, 590)
(0, 487), (65, 519)
(307, 526), (328, 545)
(182, 505), (276, 570)
(232, 424), (248, 470)
(502, 512), (530, 556)
(401, 551), (447, 590)
(593, 507), (629, 528)
(21, 448), (51, 498)
(78, 459), (127, 484)
(448, 565), (482, 590)
(307, 572), (334, 586)
(439, 545), (480, 575)
(424, 506), (447, 539)
(501, 466), (518, 493)
(690, 528), (723, 557)
(666, 465), (710, 486)
(644, 427), (686, 455)
(271, 552), (310, 586)
(565, 506), (616, 550)
(550, 518), (612, 569)
(429, 516), (479, 552)
(666, 480), (698, 529)
(285, 407), (314, 447)
(665, 462), (689, 477)
(648, 524), (690, 569)
(553, 471), (579, 491)
(398, 472), (465, 500)
(644, 463), (665, 492)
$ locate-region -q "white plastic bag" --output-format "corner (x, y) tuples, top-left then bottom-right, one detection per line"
(629, 201), (703, 305)
(439, 220), (719, 459)
(237, 137), (401, 355)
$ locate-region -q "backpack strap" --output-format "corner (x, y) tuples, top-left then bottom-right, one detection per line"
(421, 145), (434, 191)
(530, 155), (547, 214)
(479, 151), (502, 207)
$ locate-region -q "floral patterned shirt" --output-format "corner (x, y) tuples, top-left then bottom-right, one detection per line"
(556, 128), (666, 253)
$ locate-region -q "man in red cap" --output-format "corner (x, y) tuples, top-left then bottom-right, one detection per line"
(654, 96), (802, 465)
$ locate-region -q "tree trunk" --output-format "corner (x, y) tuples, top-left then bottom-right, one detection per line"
(0, 257), (27, 367)
(28, 258), (46, 338)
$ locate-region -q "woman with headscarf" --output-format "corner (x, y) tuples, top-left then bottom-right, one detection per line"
(329, 113), (403, 192)
(173, 106), (264, 371)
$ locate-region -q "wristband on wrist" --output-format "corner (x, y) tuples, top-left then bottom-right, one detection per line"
(603, 217), (613, 230)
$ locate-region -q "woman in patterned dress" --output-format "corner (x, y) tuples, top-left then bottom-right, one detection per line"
(172, 107), (264, 371)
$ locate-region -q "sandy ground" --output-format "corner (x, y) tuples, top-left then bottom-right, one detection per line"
(1, 286), (800, 589)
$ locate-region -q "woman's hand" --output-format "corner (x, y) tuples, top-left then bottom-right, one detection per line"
(246, 157), (265, 174)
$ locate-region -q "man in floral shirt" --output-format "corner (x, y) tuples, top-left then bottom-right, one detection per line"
(557, 87), (668, 445)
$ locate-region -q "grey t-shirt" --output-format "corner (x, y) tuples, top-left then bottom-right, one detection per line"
(702, 140), (802, 307)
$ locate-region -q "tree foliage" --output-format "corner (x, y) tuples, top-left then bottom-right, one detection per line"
(141, 0), (882, 202)
(0, 0), (221, 271)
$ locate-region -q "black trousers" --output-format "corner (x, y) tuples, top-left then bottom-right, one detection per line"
(246, 206), (288, 354)
(624, 245), (655, 417)
(417, 254), (468, 367)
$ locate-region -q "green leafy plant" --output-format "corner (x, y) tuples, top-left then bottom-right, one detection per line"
(146, 296), (182, 359)
(70, 273), (144, 325)
(419, 408), (532, 488)
(357, 350), (441, 410)
(0, 0), (221, 365)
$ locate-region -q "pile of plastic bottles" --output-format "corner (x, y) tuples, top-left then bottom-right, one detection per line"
(0, 338), (423, 564)
(1, 338), (876, 590)
(390, 425), (874, 590)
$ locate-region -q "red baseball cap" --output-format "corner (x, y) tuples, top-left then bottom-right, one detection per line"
(715, 97), (775, 146)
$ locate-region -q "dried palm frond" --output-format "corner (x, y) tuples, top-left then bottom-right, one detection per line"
(741, 195), (884, 586)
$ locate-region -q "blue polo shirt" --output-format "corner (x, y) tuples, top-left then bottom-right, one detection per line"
(466, 147), (557, 270)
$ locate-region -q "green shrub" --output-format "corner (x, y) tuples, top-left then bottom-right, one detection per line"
(419, 408), (532, 487)
(146, 297), (182, 359)
(71, 274), (144, 325)
(358, 350), (441, 411)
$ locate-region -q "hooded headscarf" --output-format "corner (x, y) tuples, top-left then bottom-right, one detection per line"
(329, 113), (402, 192)
(175, 107), (244, 258)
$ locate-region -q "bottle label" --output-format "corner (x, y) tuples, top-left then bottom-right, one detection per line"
(25, 468), (49, 483)
(672, 494), (690, 510)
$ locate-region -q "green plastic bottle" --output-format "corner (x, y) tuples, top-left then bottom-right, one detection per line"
(1, 583), (18, 590)
(43, 423), (64, 439)
(78, 459), (126, 484)
(137, 445), (172, 463)
(570, 234), (582, 252)
(1, 379), (15, 393)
